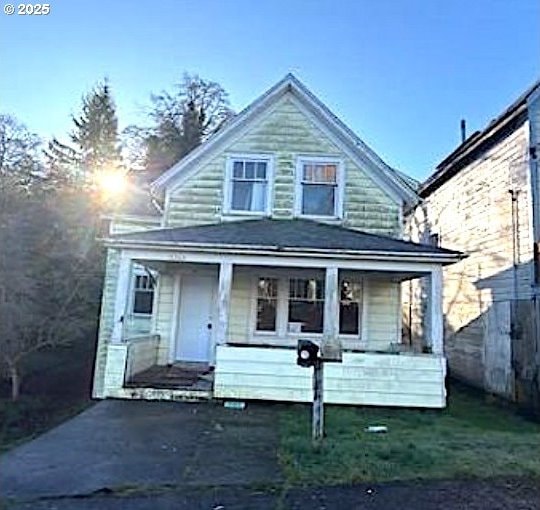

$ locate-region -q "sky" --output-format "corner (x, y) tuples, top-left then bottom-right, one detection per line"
(1, 0), (539, 181)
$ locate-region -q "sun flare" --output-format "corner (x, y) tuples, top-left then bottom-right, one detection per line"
(95, 169), (127, 197)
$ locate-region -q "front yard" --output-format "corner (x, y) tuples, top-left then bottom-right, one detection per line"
(279, 383), (540, 485)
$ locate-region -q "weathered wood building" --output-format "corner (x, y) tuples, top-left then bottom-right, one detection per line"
(405, 81), (540, 410)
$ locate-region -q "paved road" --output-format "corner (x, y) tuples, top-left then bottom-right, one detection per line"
(2, 400), (539, 509)
(0, 400), (283, 501)
(8, 478), (540, 509)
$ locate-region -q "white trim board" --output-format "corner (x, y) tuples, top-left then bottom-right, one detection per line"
(120, 247), (445, 273)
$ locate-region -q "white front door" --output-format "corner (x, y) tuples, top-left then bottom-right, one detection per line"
(176, 274), (216, 362)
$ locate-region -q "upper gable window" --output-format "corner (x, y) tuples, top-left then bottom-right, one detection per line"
(224, 155), (273, 215)
(295, 157), (344, 218)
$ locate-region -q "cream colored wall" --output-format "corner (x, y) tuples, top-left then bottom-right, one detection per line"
(366, 279), (400, 351)
(165, 95), (401, 236)
(153, 273), (175, 364)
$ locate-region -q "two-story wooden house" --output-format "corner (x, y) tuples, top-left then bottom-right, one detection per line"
(92, 75), (462, 408)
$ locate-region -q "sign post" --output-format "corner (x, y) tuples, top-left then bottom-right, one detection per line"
(297, 338), (342, 444)
(312, 359), (324, 442)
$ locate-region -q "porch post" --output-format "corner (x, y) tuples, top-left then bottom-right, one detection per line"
(428, 266), (443, 355)
(111, 252), (132, 344)
(216, 262), (233, 346)
(323, 266), (339, 339)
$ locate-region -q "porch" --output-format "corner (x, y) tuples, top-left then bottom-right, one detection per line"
(100, 261), (447, 406)
(97, 219), (462, 407)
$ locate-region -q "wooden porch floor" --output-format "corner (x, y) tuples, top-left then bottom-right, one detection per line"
(126, 363), (214, 391)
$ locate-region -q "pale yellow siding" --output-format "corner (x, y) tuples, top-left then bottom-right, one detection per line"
(92, 248), (120, 398)
(366, 279), (400, 350)
(165, 96), (400, 236)
(228, 270), (251, 343)
(153, 273), (175, 364)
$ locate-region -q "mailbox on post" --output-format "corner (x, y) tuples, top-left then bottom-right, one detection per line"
(297, 339), (319, 367)
(297, 338), (343, 443)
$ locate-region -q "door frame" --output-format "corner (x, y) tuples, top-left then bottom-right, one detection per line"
(168, 269), (218, 365)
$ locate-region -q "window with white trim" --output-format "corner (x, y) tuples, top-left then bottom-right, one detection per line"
(339, 279), (363, 335)
(251, 275), (364, 338)
(255, 278), (278, 332)
(132, 271), (155, 315)
(288, 278), (325, 333)
(225, 156), (272, 214)
(296, 158), (343, 217)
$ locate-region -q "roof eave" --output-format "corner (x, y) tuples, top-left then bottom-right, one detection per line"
(102, 238), (465, 264)
(420, 79), (540, 198)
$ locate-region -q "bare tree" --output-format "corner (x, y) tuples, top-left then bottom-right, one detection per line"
(0, 115), (102, 401)
(0, 114), (42, 184)
(137, 73), (234, 180)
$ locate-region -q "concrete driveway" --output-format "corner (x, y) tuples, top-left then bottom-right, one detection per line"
(0, 400), (283, 504)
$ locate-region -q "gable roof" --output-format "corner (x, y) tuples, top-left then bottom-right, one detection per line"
(105, 218), (462, 262)
(151, 74), (418, 205)
(420, 79), (540, 198)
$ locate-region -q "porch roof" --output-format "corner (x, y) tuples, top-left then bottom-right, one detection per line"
(105, 219), (463, 262)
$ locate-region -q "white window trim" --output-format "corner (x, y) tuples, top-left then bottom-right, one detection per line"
(130, 265), (156, 317)
(222, 153), (275, 216)
(249, 274), (364, 340)
(294, 155), (345, 219)
(338, 278), (364, 339)
(250, 275), (280, 336)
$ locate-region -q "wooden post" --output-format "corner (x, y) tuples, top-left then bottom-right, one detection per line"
(111, 253), (132, 344)
(429, 266), (443, 355)
(312, 359), (324, 443)
(216, 262), (233, 347)
(324, 266), (339, 339)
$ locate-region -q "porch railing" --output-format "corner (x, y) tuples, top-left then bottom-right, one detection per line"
(124, 334), (160, 384)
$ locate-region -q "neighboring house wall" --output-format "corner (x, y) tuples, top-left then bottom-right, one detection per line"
(405, 119), (533, 397)
(528, 89), (540, 242)
(164, 96), (401, 237)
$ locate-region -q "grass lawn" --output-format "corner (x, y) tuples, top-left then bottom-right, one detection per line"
(279, 384), (540, 485)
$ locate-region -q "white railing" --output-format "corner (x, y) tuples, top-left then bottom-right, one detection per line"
(124, 334), (160, 383)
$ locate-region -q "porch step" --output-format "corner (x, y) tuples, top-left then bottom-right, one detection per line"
(125, 364), (214, 393)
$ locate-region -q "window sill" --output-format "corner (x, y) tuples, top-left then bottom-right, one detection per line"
(296, 214), (343, 223)
(221, 211), (270, 220)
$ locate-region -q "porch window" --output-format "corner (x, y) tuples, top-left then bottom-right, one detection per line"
(256, 278), (278, 332)
(225, 155), (272, 214)
(339, 279), (363, 335)
(132, 272), (154, 315)
(296, 158), (343, 218)
(288, 278), (325, 333)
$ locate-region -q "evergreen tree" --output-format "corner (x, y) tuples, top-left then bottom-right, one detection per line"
(46, 80), (122, 185)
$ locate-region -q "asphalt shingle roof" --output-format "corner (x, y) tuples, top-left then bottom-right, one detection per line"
(109, 219), (461, 256)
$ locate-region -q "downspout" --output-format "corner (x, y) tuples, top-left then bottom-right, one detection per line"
(509, 188), (520, 339)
